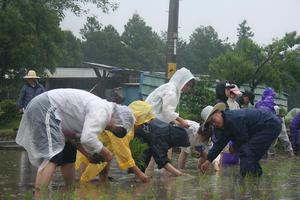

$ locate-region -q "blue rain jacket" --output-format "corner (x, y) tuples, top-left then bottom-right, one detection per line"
(17, 82), (45, 109)
(207, 108), (281, 162)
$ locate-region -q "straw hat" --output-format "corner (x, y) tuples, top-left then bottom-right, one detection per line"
(200, 103), (226, 131)
(24, 70), (40, 79)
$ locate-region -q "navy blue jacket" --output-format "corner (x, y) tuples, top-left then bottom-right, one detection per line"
(17, 82), (45, 109)
(207, 108), (281, 162)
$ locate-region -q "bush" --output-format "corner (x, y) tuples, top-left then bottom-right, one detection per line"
(0, 99), (17, 125)
(180, 78), (215, 121)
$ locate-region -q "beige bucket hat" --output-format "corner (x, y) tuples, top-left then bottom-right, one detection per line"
(24, 70), (40, 79)
(200, 103), (226, 131)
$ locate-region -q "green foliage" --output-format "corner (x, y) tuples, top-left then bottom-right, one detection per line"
(47, 0), (119, 19)
(120, 13), (165, 71)
(80, 16), (102, 39)
(181, 26), (231, 74)
(0, 0), (116, 80)
(59, 31), (83, 65)
(82, 24), (124, 66)
(0, 0), (64, 78)
(0, 99), (18, 125)
(129, 137), (149, 169)
(237, 20), (254, 41)
(180, 78), (215, 121)
(209, 20), (300, 92)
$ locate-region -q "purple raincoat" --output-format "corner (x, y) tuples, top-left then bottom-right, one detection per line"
(255, 87), (276, 114)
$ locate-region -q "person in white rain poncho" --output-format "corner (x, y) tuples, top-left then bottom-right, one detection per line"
(16, 89), (135, 197)
(145, 67), (195, 176)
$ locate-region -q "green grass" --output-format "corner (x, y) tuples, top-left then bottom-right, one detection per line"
(0, 117), (20, 138)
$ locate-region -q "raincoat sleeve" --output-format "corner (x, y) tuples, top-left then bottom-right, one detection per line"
(160, 87), (179, 122)
(80, 104), (110, 154)
(106, 130), (136, 170)
(207, 131), (230, 162)
(17, 85), (26, 109)
(75, 151), (107, 183)
(290, 113), (300, 148)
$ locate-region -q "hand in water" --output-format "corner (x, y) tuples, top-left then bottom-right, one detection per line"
(200, 160), (210, 174)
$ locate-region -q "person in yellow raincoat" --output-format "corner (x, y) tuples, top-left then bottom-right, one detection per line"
(75, 101), (156, 183)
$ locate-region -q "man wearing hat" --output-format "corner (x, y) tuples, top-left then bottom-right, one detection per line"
(17, 70), (45, 113)
(199, 103), (281, 177)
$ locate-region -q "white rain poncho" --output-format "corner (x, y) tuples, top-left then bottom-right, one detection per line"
(145, 67), (194, 123)
(16, 89), (135, 169)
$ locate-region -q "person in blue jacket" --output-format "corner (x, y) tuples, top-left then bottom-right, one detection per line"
(17, 70), (45, 113)
(199, 103), (281, 177)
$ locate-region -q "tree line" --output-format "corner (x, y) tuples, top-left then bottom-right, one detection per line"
(1, 0), (300, 97)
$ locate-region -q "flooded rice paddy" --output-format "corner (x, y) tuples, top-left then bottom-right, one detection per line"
(1, 148), (300, 199)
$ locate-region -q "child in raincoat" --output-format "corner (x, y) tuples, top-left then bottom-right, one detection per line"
(145, 67), (195, 175)
(177, 120), (221, 172)
(132, 101), (190, 176)
(75, 101), (156, 183)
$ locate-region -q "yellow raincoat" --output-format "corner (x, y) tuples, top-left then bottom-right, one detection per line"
(75, 101), (155, 182)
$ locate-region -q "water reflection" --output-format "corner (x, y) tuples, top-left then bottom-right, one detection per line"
(1, 150), (300, 199)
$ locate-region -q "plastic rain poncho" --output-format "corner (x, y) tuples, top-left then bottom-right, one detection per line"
(16, 89), (135, 170)
(75, 101), (155, 182)
(145, 67), (194, 123)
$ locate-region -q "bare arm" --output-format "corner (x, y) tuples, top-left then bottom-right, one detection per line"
(129, 165), (150, 183)
(175, 117), (190, 128)
(164, 163), (183, 176)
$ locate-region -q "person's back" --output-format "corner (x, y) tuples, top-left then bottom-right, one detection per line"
(145, 67), (194, 123)
(255, 87), (276, 114)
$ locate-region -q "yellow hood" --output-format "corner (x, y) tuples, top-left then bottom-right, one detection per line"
(128, 101), (155, 125)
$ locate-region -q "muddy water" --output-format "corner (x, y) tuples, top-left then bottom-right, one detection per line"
(1, 149), (300, 199)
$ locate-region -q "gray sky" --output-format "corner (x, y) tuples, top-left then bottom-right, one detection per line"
(60, 0), (300, 45)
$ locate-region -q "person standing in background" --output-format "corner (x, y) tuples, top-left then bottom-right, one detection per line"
(17, 70), (45, 113)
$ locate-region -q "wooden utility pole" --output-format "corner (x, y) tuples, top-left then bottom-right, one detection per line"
(166, 0), (179, 80)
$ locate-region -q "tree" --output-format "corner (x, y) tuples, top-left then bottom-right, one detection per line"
(182, 26), (230, 74)
(0, 0), (65, 79)
(0, 0), (117, 80)
(46, 0), (118, 19)
(59, 31), (83, 66)
(82, 24), (124, 66)
(237, 20), (254, 41)
(120, 13), (165, 71)
(80, 16), (102, 40)
(209, 28), (300, 92)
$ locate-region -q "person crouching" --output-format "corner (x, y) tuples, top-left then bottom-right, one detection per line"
(199, 103), (281, 177)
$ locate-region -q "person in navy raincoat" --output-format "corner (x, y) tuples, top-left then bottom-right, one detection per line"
(199, 103), (281, 177)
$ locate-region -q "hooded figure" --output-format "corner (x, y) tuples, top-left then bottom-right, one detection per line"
(255, 87), (276, 114)
(16, 89), (135, 168)
(146, 67), (195, 124)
